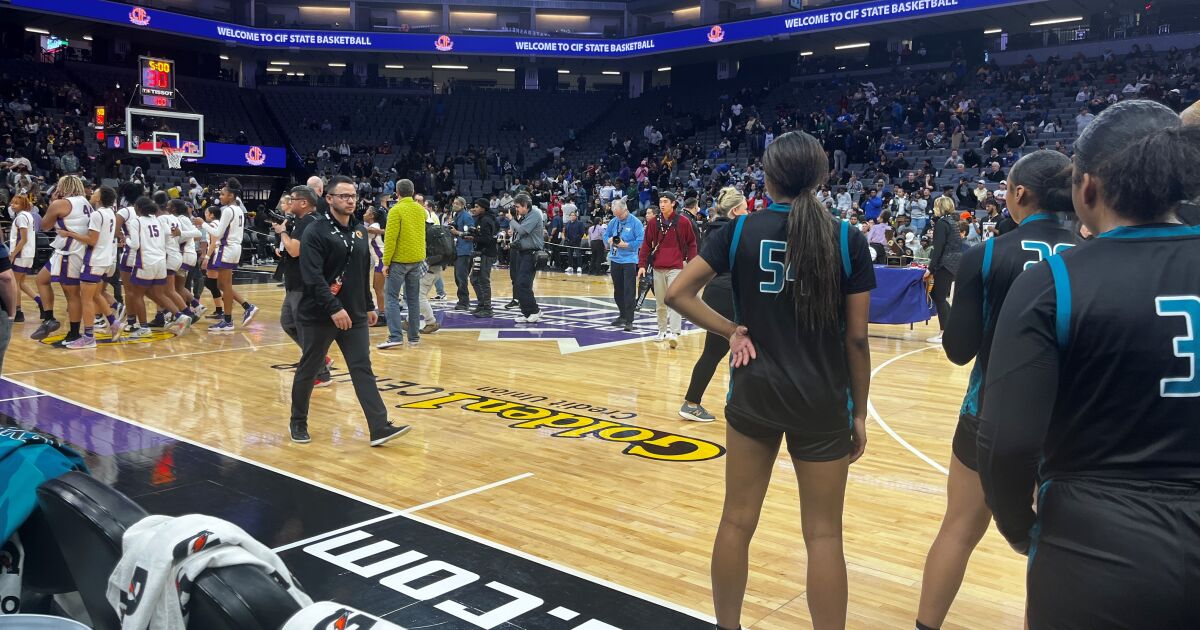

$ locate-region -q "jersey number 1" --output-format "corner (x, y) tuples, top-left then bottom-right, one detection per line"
(1156, 296), (1200, 398)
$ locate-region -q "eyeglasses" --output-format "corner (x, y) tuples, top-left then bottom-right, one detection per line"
(330, 193), (358, 201)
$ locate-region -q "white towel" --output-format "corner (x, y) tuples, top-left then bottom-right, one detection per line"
(106, 514), (312, 630)
(282, 601), (408, 630)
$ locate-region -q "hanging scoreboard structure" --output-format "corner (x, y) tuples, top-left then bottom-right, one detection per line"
(138, 56), (176, 109)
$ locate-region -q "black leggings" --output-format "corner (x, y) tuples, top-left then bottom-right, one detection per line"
(932, 267), (955, 330)
(685, 329), (730, 405)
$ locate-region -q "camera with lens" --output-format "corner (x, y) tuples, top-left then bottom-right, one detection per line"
(267, 207), (297, 233)
(612, 233), (622, 245)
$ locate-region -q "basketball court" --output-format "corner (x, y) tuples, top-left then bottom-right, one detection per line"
(4, 272), (1026, 629)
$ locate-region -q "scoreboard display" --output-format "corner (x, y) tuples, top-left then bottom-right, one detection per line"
(138, 56), (175, 109)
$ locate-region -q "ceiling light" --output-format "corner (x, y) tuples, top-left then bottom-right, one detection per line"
(657, 66), (671, 72)
(432, 65), (468, 70)
(1030, 16), (1083, 26)
(834, 42), (870, 50)
(602, 71), (621, 76)
(497, 67), (516, 72)
(385, 64), (405, 69)
(297, 72), (305, 76)
(82, 35), (93, 41)
(984, 28), (1002, 34)
(24, 27), (50, 35)
(557, 69), (569, 74)
(267, 67), (283, 72)
(799, 51), (814, 56)
(537, 14), (589, 20)
(269, 61), (289, 66)
(219, 55), (229, 60)
(286, 72), (296, 76)
(328, 62), (346, 67)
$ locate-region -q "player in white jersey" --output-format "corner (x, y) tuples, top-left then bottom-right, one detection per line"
(53, 186), (126, 349)
(150, 192), (191, 325)
(6, 194), (40, 322)
(193, 178), (257, 333)
(168, 199), (205, 318)
(199, 205), (224, 318)
(32, 176), (91, 344)
(126, 196), (191, 337)
(364, 206), (387, 321)
(114, 181), (145, 333)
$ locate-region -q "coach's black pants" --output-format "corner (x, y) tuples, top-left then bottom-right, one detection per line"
(512, 250), (539, 316)
(290, 321), (388, 432)
(454, 254), (473, 307)
(932, 267), (955, 330)
(1027, 477), (1200, 629)
(280, 290), (331, 380)
(610, 262), (636, 322)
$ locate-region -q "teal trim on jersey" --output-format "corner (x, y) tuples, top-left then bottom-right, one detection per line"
(845, 387), (854, 430)
(1097, 224), (1200, 239)
(839, 220), (851, 278)
(981, 237), (995, 282)
(766, 202), (790, 213)
(1019, 213), (1054, 225)
(1027, 479), (1053, 567)
(728, 214), (748, 273)
(727, 364), (735, 402)
(1047, 254), (1071, 351)
(959, 362), (985, 416)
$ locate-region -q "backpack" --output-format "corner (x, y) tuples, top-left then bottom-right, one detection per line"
(425, 223), (455, 266)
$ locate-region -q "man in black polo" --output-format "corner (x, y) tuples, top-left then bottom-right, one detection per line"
(291, 176), (409, 446)
(275, 185), (333, 387)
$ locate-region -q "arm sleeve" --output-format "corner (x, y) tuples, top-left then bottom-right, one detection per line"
(382, 202), (401, 264)
(698, 220), (734, 274)
(126, 218), (140, 252)
(301, 226), (344, 318)
(511, 214), (534, 237)
(626, 219), (645, 253)
(683, 219), (698, 261)
(929, 218), (947, 271)
(178, 219), (202, 241)
(638, 220), (656, 268)
(942, 245), (985, 365)
(603, 221), (616, 241)
(977, 265), (1060, 554)
(845, 228), (877, 294)
(476, 216), (497, 246)
(215, 206), (235, 240)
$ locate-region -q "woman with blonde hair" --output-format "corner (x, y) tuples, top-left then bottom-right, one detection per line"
(926, 195), (963, 343)
(679, 186), (749, 422)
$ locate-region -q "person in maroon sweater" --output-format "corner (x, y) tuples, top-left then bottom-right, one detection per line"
(638, 192), (697, 347)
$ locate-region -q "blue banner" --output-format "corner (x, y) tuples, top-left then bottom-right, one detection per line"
(189, 143), (286, 169)
(13, 0), (1033, 59)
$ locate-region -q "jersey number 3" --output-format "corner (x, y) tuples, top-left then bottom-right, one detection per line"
(1156, 296), (1200, 398)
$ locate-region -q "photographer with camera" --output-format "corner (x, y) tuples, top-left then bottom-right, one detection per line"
(275, 185), (333, 388)
(604, 198), (643, 332)
(508, 193), (544, 323)
(464, 198), (498, 318)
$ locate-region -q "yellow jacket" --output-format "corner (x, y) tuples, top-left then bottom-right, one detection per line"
(383, 197), (427, 265)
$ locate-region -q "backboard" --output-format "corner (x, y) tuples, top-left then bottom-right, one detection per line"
(124, 107), (204, 158)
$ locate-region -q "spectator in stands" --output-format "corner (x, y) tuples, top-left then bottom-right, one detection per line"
(985, 162), (1006, 183)
(1075, 107), (1096, 130)
(378, 179), (426, 349)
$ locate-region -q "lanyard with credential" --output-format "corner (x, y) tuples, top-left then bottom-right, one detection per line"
(329, 223), (356, 296)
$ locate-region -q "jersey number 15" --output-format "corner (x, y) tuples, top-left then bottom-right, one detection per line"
(1157, 296), (1200, 398)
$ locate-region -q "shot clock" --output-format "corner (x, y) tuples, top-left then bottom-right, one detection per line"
(138, 56), (176, 108)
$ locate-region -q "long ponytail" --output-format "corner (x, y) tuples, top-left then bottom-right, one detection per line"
(763, 131), (839, 330)
(787, 192), (840, 330)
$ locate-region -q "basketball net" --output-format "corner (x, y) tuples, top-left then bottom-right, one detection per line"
(161, 145), (183, 170)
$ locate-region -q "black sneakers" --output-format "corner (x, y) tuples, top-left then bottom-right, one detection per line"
(611, 317), (627, 327)
(504, 299), (518, 309)
(30, 318), (60, 341)
(290, 423), (311, 443)
(370, 423), (411, 447)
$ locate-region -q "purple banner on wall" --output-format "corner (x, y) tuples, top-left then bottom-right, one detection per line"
(13, 0), (1037, 59)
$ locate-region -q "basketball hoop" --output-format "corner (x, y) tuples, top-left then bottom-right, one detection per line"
(161, 145), (183, 170)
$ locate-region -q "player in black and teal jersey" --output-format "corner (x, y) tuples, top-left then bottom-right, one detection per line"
(666, 131), (874, 630)
(915, 150), (1079, 630)
(979, 100), (1200, 629)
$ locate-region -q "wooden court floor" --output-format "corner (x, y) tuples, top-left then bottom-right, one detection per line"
(5, 270), (1026, 628)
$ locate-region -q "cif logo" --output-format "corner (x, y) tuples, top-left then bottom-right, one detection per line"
(707, 25), (726, 43)
(129, 6), (151, 26)
(180, 141), (200, 154)
(245, 145), (266, 166)
(434, 35), (454, 52)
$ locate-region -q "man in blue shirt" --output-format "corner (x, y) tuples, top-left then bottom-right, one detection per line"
(449, 201), (476, 310)
(603, 198), (644, 331)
